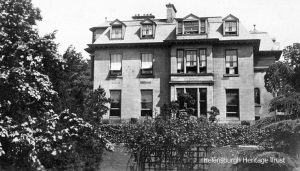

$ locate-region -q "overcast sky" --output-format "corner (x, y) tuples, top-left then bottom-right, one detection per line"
(32, 0), (300, 59)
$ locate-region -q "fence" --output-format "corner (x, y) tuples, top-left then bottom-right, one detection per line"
(136, 146), (210, 171)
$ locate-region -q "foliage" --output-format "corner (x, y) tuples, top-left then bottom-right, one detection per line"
(82, 86), (110, 128)
(234, 119), (300, 171)
(269, 92), (300, 116)
(261, 119), (300, 156)
(0, 0), (110, 170)
(265, 44), (300, 116)
(264, 61), (295, 95)
(208, 106), (220, 123)
(38, 110), (113, 170)
(241, 120), (250, 126)
(52, 47), (92, 114)
(234, 150), (298, 171)
(253, 115), (297, 129)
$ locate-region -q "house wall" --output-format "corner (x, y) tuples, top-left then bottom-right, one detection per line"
(93, 46), (170, 119)
(254, 71), (275, 118)
(213, 45), (255, 121)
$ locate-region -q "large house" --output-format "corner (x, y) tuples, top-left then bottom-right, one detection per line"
(86, 4), (282, 122)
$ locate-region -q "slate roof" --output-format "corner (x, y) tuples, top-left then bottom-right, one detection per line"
(88, 16), (280, 52)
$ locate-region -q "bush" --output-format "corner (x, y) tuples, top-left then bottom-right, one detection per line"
(208, 106), (220, 123)
(254, 115), (296, 129)
(130, 118), (138, 124)
(241, 120), (250, 126)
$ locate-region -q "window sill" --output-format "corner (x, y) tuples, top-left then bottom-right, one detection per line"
(226, 117), (240, 120)
(140, 74), (155, 78)
(255, 104), (261, 107)
(110, 38), (124, 40)
(108, 75), (123, 79)
(140, 36), (154, 39)
(223, 74), (239, 77)
(171, 73), (213, 76)
(176, 33), (207, 36)
(224, 33), (238, 36)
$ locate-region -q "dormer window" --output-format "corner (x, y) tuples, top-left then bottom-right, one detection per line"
(111, 26), (122, 39)
(142, 25), (153, 38)
(224, 21), (237, 35)
(110, 19), (126, 40)
(140, 18), (156, 39)
(184, 21), (199, 34)
(177, 14), (207, 35)
(223, 14), (239, 36)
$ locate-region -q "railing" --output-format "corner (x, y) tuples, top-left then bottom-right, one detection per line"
(134, 146), (210, 171)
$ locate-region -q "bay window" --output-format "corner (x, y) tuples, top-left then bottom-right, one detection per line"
(176, 49), (207, 74)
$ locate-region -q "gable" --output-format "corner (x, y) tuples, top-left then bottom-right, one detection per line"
(223, 14), (239, 21)
(140, 18), (156, 25)
(110, 19), (126, 26)
(183, 13), (200, 20)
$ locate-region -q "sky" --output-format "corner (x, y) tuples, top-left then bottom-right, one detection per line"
(31, 0), (300, 59)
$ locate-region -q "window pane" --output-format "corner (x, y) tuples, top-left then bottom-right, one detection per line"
(178, 22), (183, 34)
(200, 20), (206, 33)
(184, 21), (199, 34)
(226, 90), (239, 106)
(141, 90), (152, 102)
(112, 27), (122, 39)
(142, 25), (153, 36)
(186, 88), (197, 116)
(141, 110), (152, 117)
(110, 54), (122, 70)
(110, 90), (121, 117)
(177, 50), (184, 71)
(225, 22), (237, 34)
(255, 88), (260, 104)
(226, 89), (239, 117)
(141, 53), (153, 69)
(142, 102), (153, 109)
(177, 88), (184, 97)
(199, 88), (207, 116)
(141, 90), (153, 116)
(225, 50), (238, 74)
(186, 51), (197, 66)
(110, 109), (121, 117)
(110, 90), (121, 101)
(111, 102), (120, 108)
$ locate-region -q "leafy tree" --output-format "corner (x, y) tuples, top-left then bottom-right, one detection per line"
(83, 86), (110, 129)
(0, 0), (111, 170)
(52, 46), (92, 114)
(0, 0), (59, 169)
(265, 44), (300, 116)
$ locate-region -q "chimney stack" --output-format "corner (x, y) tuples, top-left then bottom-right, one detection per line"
(166, 3), (177, 23)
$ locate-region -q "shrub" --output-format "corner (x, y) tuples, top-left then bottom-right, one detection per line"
(241, 120), (250, 126)
(208, 106), (220, 123)
(130, 118), (138, 124)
